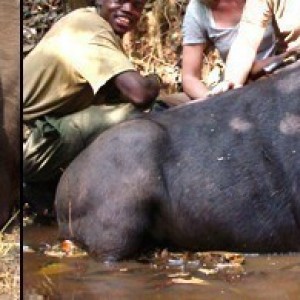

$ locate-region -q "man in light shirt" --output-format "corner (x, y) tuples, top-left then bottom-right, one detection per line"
(212, 0), (300, 93)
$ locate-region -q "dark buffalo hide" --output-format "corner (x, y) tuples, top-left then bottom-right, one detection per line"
(56, 61), (300, 260)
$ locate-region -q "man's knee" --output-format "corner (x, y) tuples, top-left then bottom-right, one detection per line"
(23, 117), (83, 182)
(59, 103), (138, 144)
(23, 104), (138, 182)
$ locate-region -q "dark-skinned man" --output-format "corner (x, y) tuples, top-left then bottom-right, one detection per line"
(23, 0), (161, 217)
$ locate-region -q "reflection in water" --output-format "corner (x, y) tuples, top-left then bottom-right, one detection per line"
(23, 224), (300, 299)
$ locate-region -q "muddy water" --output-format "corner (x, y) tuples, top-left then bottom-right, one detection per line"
(23, 224), (300, 300)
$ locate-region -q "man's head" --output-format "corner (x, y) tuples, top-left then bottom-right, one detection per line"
(96, 0), (146, 36)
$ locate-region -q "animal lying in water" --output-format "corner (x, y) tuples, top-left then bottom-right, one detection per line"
(55, 61), (300, 260)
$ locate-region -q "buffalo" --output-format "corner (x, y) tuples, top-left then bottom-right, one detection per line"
(0, 1), (20, 230)
(56, 61), (300, 260)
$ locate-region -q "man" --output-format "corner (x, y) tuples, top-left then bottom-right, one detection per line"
(211, 0), (300, 93)
(23, 0), (160, 216)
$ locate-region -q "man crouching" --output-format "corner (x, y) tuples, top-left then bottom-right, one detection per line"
(23, 0), (160, 218)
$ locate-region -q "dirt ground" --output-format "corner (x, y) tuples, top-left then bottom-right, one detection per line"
(0, 225), (20, 300)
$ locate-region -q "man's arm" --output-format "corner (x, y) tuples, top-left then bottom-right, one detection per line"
(210, 23), (266, 95)
(249, 50), (298, 79)
(224, 22), (265, 86)
(113, 71), (160, 109)
(182, 44), (210, 100)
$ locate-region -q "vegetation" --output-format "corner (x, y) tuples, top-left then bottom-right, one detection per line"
(0, 225), (20, 299)
(23, 0), (223, 94)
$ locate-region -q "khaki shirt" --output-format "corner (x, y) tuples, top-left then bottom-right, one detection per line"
(24, 7), (135, 122)
(241, 0), (300, 47)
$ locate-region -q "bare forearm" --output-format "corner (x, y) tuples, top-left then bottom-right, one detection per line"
(224, 41), (256, 86)
(182, 44), (209, 101)
(250, 50), (299, 78)
(225, 22), (265, 86)
(182, 76), (209, 101)
(250, 56), (280, 77)
(143, 73), (161, 97)
(114, 71), (160, 109)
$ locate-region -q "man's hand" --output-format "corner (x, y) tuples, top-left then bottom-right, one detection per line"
(114, 71), (160, 108)
(208, 81), (242, 96)
(286, 42), (300, 54)
(145, 73), (162, 89)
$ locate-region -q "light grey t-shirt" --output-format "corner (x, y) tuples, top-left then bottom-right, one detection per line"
(182, 0), (276, 61)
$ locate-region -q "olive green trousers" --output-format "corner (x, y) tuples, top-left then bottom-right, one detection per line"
(23, 103), (138, 183)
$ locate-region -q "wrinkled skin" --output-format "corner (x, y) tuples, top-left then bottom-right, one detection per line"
(0, 1), (20, 229)
(56, 61), (300, 260)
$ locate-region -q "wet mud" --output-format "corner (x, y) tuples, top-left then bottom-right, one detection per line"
(23, 224), (300, 299)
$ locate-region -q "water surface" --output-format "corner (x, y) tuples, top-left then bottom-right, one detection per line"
(23, 224), (300, 299)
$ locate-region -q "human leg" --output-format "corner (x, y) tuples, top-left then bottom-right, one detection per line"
(23, 103), (138, 215)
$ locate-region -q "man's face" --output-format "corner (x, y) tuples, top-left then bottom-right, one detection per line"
(99, 0), (146, 36)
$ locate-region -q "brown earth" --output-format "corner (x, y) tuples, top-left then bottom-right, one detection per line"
(0, 226), (20, 300)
